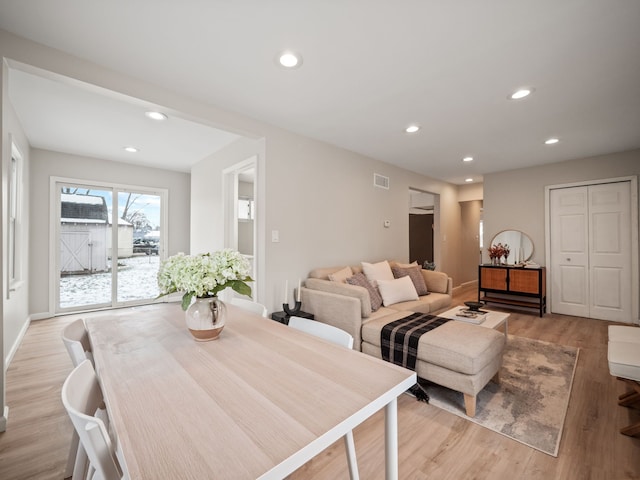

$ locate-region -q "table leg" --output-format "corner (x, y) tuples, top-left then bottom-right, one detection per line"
(385, 398), (398, 480)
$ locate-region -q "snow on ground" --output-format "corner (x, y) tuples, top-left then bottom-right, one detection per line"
(60, 255), (160, 308)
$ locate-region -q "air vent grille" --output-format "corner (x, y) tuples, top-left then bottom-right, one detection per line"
(374, 173), (390, 189)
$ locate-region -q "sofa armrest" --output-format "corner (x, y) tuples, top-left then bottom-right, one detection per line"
(304, 278), (372, 318)
(300, 287), (363, 350)
(421, 269), (453, 296)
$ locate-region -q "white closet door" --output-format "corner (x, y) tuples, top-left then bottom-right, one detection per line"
(588, 182), (631, 322)
(550, 186), (590, 317)
(550, 181), (632, 321)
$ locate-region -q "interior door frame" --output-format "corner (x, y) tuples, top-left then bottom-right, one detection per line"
(544, 176), (639, 323)
(222, 156), (259, 301)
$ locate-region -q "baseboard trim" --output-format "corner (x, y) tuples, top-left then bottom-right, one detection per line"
(452, 280), (478, 294)
(5, 317), (31, 370)
(0, 405), (8, 432)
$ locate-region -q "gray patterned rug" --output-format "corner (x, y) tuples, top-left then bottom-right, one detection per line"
(424, 335), (579, 457)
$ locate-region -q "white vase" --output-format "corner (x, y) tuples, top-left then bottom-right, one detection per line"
(185, 296), (226, 341)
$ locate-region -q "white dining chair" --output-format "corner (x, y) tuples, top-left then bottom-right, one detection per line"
(62, 318), (94, 367)
(229, 297), (268, 318)
(288, 316), (354, 349)
(62, 319), (111, 479)
(287, 316), (359, 480)
(62, 359), (126, 480)
(62, 318), (96, 479)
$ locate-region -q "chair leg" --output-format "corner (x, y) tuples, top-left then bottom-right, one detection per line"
(72, 442), (90, 480)
(65, 430), (90, 480)
(615, 378), (640, 436)
(618, 392), (640, 407)
(617, 378), (640, 407)
(343, 431), (360, 480)
(620, 420), (640, 437)
(64, 431), (79, 478)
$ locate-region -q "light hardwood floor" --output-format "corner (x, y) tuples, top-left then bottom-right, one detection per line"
(0, 286), (638, 479)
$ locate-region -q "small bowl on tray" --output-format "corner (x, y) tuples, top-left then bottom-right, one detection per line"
(464, 301), (485, 311)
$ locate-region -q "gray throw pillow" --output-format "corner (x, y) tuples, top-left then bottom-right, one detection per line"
(346, 272), (383, 311)
(391, 265), (429, 296)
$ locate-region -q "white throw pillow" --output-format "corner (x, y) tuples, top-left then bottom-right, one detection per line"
(361, 260), (394, 288)
(377, 275), (419, 306)
(328, 266), (353, 283)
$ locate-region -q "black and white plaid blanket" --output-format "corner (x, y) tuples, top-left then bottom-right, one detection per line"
(381, 312), (450, 402)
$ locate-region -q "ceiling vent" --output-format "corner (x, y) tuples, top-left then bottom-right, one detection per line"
(373, 173), (390, 190)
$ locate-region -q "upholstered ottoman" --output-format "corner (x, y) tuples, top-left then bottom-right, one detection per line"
(608, 325), (640, 437)
(362, 314), (505, 417)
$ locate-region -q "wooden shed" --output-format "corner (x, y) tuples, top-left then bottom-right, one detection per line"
(60, 193), (109, 274)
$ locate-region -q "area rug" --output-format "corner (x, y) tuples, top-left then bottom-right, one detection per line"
(423, 335), (579, 457)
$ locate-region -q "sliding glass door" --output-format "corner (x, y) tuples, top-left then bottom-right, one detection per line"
(56, 181), (165, 313)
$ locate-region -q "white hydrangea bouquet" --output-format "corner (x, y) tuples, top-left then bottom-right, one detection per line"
(157, 249), (253, 310)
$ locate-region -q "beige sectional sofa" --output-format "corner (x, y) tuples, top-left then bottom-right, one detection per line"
(301, 262), (453, 348)
(300, 261), (505, 417)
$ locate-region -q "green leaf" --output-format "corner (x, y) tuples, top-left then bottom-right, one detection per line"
(230, 280), (252, 298)
(181, 292), (194, 311)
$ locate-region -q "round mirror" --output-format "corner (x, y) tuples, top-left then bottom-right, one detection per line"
(490, 230), (534, 264)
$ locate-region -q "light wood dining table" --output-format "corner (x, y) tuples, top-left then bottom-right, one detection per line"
(85, 303), (416, 479)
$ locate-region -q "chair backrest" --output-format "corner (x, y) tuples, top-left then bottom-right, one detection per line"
(61, 360), (123, 480)
(288, 317), (354, 349)
(62, 319), (93, 367)
(229, 297), (268, 318)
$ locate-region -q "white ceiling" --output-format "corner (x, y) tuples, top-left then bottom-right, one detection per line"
(1, 0), (639, 183)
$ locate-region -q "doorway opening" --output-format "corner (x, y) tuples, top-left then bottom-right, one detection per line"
(409, 189), (436, 267)
(223, 157), (258, 300)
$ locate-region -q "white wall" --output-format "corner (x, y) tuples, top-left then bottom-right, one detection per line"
(192, 127), (463, 312)
(0, 30), (464, 316)
(29, 148), (191, 317)
(483, 149), (640, 265)
(3, 92), (30, 368)
(457, 182), (483, 202)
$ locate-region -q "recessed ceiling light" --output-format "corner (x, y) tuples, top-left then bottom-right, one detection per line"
(509, 88), (534, 100)
(462, 156), (474, 162)
(145, 111), (168, 121)
(405, 125), (420, 134)
(278, 51), (303, 68)
(124, 146), (138, 153)
(545, 137), (560, 145)
(465, 178), (474, 183)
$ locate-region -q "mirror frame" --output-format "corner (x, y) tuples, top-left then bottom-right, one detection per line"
(489, 230), (534, 264)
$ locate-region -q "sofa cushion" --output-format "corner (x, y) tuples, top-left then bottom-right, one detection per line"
(346, 272), (383, 311)
(391, 264), (428, 296)
(361, 260), (394, 288)
(422, 269), (449, 294)
(309, 266), (349, 280)
(328, 266), (353, 283)
(377, 276), (419, 306)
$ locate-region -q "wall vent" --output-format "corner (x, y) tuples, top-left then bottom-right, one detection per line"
(373, 173), (390, 190)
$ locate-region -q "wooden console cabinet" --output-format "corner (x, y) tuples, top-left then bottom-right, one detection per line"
(478, 265), (546, 316)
